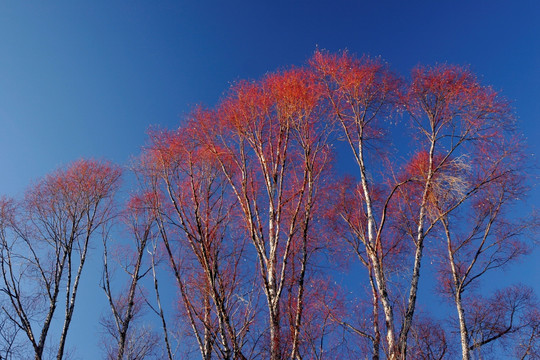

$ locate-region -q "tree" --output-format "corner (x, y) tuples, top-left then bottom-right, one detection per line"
(0, 200), (21, 360)
(399, 63), (532, 359)
(394, 64), (536, 360)
(310, 50), (408, 359)
(434, 156), (534, 359)
(0, 160), (121, 360)
(326, 174), (409, 360)
(101, 192), (159, 360)
(193, 67), (333, 359)
(309, 50), (534, 359)
(0, 51), (535, 360)
(140, 124), (259, 359)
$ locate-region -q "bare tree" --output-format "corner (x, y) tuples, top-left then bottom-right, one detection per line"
(0, 160), (121, 360)
(101, 192), (159, 360)
(310, 50), (526, 359)
(140, 123), (260, 359)
(194, 67), (332, 359)
(311, 50), (405, 358)
(436, 184), (533, 359)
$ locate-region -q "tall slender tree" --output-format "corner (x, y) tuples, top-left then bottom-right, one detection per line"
(0, 160), (120, 360)
(101, 192), (160, 360)
(195, 67), (332, 359)
(140, 124), (258, 359)
(311, 50), (405, 358)
(311, 51), (529, 359)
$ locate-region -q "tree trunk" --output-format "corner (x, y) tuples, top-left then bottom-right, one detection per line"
(269, 302), (281, 360)
(456, 292), (471, 360)
(368, 269), (380, 360)
(442, 218), (471, 360)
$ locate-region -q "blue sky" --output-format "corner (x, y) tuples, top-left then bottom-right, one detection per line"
(0, 1), (538, 358)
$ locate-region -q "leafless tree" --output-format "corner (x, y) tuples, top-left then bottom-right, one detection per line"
(101, 191), (160, 360)
(0, 160), (121, 360)
(194, 66), (332, 359)
(140, 123), (260, 359)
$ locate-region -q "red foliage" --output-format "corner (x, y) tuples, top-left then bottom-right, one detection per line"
(24, 159), (121, 218)
(310, 50), (401, 144)
(407, 65), (510, 131)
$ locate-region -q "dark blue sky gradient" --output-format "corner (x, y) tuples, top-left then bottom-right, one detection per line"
(0, 1), (538, 358)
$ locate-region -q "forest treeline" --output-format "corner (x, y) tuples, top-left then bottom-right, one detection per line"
(0, 51), (538, 360)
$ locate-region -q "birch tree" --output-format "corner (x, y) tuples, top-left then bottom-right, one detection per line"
(0, 160), (120, 360)
(101, 192), (160, 360)
(196, 67), (332, 359)
(141, 124), (258, 359)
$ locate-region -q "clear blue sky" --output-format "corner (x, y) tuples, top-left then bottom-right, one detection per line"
(0, 1), (538, 358)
